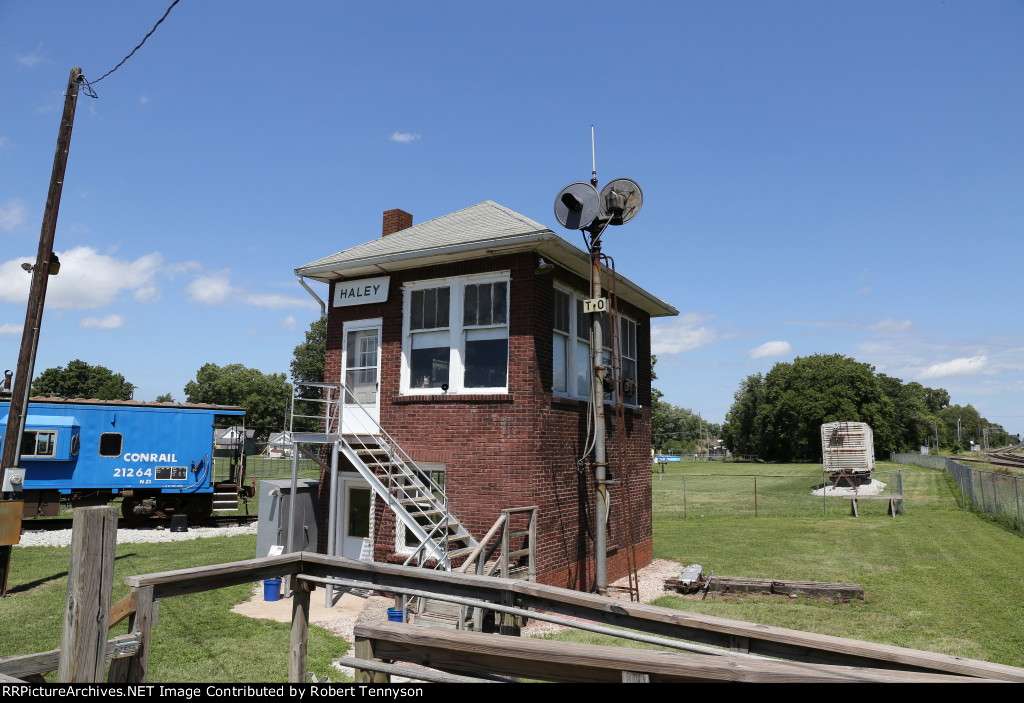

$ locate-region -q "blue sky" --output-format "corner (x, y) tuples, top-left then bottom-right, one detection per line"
(1, 1), (1022, 437)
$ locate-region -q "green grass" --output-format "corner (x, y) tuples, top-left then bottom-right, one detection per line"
(644, 460), (1024, 667)
(1, 534), (348, 682)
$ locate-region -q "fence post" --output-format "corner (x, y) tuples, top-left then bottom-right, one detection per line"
(754, 476), (758, 517)
(682, 476), (687, 519)
(289, 580), (311, 683)
(58, 506), (117, 682)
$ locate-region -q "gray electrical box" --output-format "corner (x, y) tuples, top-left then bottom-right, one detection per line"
(255, 478), (319, 558)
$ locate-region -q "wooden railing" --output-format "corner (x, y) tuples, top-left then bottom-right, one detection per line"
(4, 510), (1024, 683)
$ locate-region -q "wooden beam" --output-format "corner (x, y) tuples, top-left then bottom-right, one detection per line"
(0, 634), (140, 680)
(108, 591), (137, 629)
(354, 622), (996, 684)
(509, 579), (1024, 680)
(288, 582), (310, 683)
(58, 506), (117, 682)
(124, 553), (302, 599)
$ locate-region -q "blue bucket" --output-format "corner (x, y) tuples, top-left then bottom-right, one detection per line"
(263, 578), (282, 602)
(387, 607), (407, 623)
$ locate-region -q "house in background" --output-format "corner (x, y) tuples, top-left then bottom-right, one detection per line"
(294, 201), (676, 591)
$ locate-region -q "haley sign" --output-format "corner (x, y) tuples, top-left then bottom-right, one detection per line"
(332, 276), (390, 307)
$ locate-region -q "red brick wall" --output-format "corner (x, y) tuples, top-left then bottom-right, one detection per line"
(317, 251), (654, 592)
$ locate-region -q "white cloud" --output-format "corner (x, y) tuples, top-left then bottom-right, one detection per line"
(186, 271), (233, 305)
(186, 270), (318, 310)
(0, 323), (21, 335)
(651, 313), (717, 354)
(80, 314), (124, 330)
(279, 315), (297, 331)
(0, 246), (162, 309)
(0, 200), (27, 232)
(139, 95), (149, 105)
(868, 318), (912, 333)
(918, 355), (988, 380)
(389, 132), (421, 143)
(241, 292), (314, 309)
(134, 286), (160, 303)
(16, 45), (46, 67)
(748, 340), (792, 359)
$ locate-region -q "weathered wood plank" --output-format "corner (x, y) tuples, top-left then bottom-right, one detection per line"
(288, 582), (310, 683)
(0, 634), (141, 680)
(509, 579), (1024, 680)
(58, 506), (117, 682)
(108, 590), (137, 629)
(345, 657), (498, 683)
(124, 553), (302, 599)
(125, 586), (154, 683)
(354, 622), (994, 683)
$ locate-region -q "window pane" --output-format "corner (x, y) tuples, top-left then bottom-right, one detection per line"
(437, 287), (449, 327)
(553, 333), (568, 393)
(623, 358), (638, 403)
(493, 282), (507, 324)
(575, 340), (591, 396)
(478, 284), (492, 325)
(411, 347), (449, 388)
(410, 289), (424, 330)
(463, 285), (478, 326)
(423, 288), (437, 328)
(99, 433), (123, 457)
(465, 336), (508, 388)
(576, 299), (588, 339)
(347, 487), (371, 539)
(621, 318), (637, 358)
(345, 368), (378, 404)
(553, 289), (570, 333)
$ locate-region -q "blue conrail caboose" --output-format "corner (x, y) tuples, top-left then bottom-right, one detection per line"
(0, 398), (247, 520)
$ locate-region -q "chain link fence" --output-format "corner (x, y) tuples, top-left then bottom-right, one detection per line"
(652, 469), (905, 519)
(892, 452), (1023, 533)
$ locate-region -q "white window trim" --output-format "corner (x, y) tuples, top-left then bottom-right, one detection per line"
(553, 283), (640, 408)
(400, 271), (510, 396)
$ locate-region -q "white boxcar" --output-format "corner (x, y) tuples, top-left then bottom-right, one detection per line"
(821, 421), (875, 476)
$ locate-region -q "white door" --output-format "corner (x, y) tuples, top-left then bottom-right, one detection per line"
(341, 319), (381, 435)
(341, 481), (372, 560)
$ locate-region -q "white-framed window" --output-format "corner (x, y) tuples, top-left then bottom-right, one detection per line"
(401, 272), (509, 395)
(553, 284), (639, 406)
(20, 430), (57, 458)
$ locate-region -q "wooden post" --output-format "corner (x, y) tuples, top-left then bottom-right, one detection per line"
(120, 586), (156, 683)
(0, 66), (83, 597)
(289, 581), (311, 683)
(57, 506), (117, 682)
(353, 636), (390, 684)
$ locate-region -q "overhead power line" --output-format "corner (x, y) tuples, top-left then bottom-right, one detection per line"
(82, 0), (180, 95)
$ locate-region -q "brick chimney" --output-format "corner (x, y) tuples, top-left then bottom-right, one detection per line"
(382, 209), (413, 237)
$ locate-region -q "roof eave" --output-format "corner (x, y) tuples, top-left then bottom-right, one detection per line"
(295, 231), (678, 318)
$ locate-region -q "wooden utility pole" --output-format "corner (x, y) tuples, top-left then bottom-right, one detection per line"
(0, 67), (82, 595)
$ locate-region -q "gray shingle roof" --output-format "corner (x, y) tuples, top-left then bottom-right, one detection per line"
(296, 201), (552, 275)
(295, 200), (677, 317)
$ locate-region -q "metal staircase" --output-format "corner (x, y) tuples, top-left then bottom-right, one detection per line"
(291, 382), (478, 570)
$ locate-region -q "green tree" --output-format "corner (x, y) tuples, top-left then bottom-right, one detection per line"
(31, 359), (134, 400)
(184, 363), (291, 440)
(155, 393), (175, 403)
(290, 316), (327, 385)
(744, 354), (895, 462)
(720, 373), (765, 457)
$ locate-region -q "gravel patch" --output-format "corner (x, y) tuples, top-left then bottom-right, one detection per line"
(521, 558), (683, 638)
(17, 522), (258, 548)
(812, 479), (886, 497)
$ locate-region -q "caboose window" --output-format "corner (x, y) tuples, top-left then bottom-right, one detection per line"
(20, 430), (57, 458)
(99, 433), (123, 457)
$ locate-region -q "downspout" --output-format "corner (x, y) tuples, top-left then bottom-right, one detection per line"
(297, 276), (326, 317)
